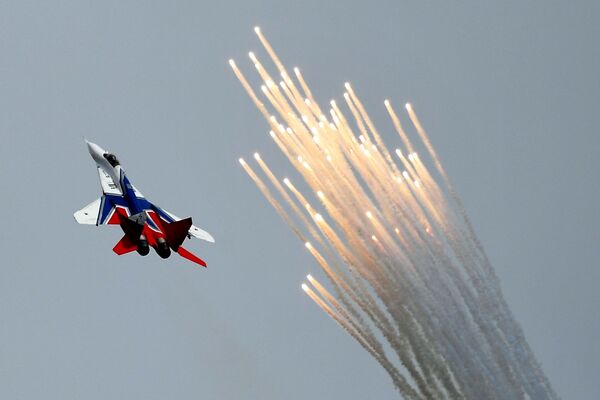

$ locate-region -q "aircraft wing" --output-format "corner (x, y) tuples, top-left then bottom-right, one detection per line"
(74, 198), (102, 225)
(74, 195), (130, 226)
(188, 225), (215, 243)
(152, 205), (215, 243)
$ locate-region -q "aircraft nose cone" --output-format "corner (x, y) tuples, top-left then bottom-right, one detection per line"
(85, 139), (109, 166)
(86, 140), (105, 158)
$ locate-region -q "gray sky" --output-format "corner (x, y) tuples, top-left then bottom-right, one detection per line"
(1, 1), (598, 399)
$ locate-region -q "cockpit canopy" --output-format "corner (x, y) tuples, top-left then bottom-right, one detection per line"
(103, 153), (120, 167)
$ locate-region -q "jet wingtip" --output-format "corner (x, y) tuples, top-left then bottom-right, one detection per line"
(189, 226), (216, 243)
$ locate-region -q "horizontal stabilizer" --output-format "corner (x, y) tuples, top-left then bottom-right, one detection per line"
(113, 234), (137, 255)
(177, 246), (207, 267)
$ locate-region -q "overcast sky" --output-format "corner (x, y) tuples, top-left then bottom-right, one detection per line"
(0, 1), (598, 399)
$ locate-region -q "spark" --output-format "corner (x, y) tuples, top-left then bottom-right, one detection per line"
(233, 28), (557, 400)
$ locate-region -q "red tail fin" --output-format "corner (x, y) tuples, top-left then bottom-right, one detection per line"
(113, 235), (137, 255)
(163, 218), (193, 250)
(177, 246), (207, 267)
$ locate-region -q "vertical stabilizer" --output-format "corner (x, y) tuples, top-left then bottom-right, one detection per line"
(163, 218), (193, 250)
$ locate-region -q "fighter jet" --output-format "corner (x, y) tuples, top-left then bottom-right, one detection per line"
(74, 140), (214, 267)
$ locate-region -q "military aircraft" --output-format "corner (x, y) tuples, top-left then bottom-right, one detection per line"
(74, 140), (214, 267)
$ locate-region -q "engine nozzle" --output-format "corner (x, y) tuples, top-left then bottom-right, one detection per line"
(155, 237), (171, 259)
(137, 235), (149, 256)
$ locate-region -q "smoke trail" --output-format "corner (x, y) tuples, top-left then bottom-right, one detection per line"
(231, 28), (557, 399)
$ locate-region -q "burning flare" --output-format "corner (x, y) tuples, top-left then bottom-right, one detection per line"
(231, 27), (557, 399)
